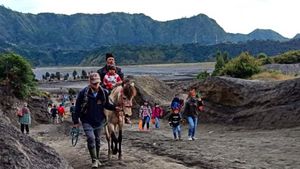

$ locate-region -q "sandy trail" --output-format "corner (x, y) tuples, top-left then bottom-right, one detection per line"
(30, 119), (300, 169)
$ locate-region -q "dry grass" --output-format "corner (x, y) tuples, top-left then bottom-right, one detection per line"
(250, 71), (296, 81)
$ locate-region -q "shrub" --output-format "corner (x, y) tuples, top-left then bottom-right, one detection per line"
(221, 52), (261, 78)
(212, 51), (228, 76)
(197, 71), (210, 80)
(273, 50), (300, 64)
(0, 53), (36, 98)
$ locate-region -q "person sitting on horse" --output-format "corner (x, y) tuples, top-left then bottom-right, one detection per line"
(97, 53), (124, 83)
(103, 64), (123, 92)
(73, 72), (121, 168)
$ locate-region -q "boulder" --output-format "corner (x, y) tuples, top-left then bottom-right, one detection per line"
(0, 114), (72, 169)
(128, 76), (176, 118)
(194, 77), (300, 128)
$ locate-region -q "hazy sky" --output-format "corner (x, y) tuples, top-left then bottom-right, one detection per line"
(0, 0), (299, 38)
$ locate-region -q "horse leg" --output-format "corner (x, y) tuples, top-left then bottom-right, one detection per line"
(105, 126), (111, 160)
(118, 129), (122, 160)
(111, 132), (118, 155)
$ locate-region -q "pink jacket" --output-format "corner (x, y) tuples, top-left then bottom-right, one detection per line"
(152, 106), (163, 118)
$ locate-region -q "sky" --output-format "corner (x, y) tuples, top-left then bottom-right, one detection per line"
(0, 0), (299, 38)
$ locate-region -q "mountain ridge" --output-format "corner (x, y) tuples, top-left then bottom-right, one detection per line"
(0, 5), (291, 48)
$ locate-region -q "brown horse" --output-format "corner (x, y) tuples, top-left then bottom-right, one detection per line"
(104, 81), (136, 160)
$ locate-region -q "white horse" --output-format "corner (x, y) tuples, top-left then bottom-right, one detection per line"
(104, 81), (136, 160)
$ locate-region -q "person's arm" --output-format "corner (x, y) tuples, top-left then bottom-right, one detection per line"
(117, 67), (124, 80)
(168, 114), (172, 122)
(139, 106), (143, 118)
(116, 75), (123, 85)
(73, 90), (84, 124)
(148, 106), (152, 116)
(103, 75), (108, 86)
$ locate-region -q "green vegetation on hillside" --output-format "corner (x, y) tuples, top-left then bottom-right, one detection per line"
(220, 52), (261, 78)
(272, 50), (300, 64)
(0, 52), (36, 98)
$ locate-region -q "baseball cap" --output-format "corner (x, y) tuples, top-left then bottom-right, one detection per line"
(89, 73), (100, 84)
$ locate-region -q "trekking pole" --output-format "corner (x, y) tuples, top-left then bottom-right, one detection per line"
(70, 127), (80, 146)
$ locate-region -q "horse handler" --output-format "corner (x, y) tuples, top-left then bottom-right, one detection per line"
(72, 73), (120, 168)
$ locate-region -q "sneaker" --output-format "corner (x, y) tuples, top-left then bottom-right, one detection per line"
(92, 159), (99, 168)
(192, 137), (198, 140)
(188, 137), (193, 141)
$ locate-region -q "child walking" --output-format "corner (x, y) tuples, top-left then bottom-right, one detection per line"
(139, 100), (152, 131)
(168, 108), (181, 140)
(151, 103), (163, 128)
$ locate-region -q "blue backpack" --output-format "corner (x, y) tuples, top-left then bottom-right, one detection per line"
(171, 101), (181, 110)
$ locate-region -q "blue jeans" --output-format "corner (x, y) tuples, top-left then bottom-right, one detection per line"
(142, 116), (150, 129)
(82, 123), (101, 149)
(187, 116), (198, 137)
(172, 125), (181, 139)
(155, 117), (160, 128)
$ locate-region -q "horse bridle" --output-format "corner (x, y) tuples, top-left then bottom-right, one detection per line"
(117, 88), (133, 111)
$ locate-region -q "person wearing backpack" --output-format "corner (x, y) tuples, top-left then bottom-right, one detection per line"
(73, 72), (120, 168)
(18, 102), (31, 134)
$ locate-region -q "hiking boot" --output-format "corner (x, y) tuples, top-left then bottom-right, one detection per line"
(89, 148), (98, 168)
(92, 159), (99, 168)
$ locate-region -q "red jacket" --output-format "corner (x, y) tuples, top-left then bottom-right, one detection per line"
(152, 106), (163, 118)
(58, 106), (65, 116)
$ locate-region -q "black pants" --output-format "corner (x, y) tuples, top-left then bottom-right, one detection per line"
(21, 124), (29, 134)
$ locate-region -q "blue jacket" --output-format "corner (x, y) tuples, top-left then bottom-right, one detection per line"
(73, 86), (115, 127)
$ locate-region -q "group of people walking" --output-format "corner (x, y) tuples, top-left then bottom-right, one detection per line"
(139, 101), (164, 131)
(168, 87), (204, 141)
(138, 87), (204, 141)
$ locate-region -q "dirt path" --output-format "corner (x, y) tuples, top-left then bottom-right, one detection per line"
(30, 119), (300, 169)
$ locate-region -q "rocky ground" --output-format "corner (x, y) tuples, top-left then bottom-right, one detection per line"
(1, 76), (300, 169)
(30, 118), (300, 169)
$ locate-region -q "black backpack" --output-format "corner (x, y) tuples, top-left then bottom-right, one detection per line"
(80, 86), (106, 114)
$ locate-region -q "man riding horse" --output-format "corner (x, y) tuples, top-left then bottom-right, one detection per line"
(97, 53), (132, 124)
